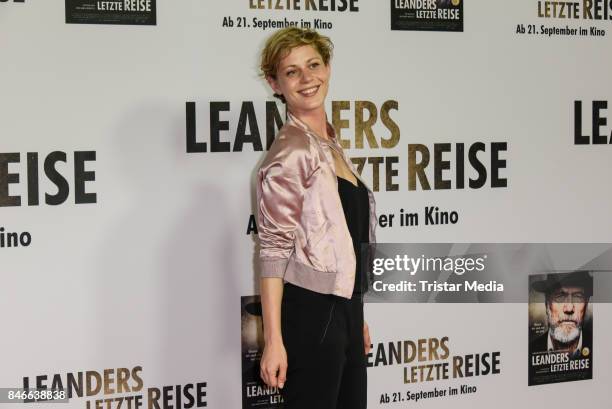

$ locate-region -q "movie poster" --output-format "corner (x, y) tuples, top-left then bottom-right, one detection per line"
(241, 296), (283, 408)
(528, 271), (593, 386)
(65, 0), (157, 25)
(390, 0), (463, 32)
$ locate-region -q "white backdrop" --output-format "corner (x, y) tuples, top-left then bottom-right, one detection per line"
(1, 1), (611, 408)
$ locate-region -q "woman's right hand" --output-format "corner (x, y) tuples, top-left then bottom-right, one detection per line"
(260, 338), (288, 388)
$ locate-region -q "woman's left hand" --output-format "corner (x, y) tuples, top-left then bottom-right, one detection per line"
(363, 321), (372, 355)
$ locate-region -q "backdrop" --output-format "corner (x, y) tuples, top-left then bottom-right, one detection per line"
(2, 0), (611, 408)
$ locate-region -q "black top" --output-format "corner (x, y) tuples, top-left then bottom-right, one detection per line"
(337, 176), (370, 296)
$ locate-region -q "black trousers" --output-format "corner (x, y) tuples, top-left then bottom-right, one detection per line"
(280, 282), (367, 409)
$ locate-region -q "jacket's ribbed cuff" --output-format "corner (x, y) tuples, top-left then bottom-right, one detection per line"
(260, 257), (290, 278)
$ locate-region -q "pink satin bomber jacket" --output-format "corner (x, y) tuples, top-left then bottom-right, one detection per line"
(256, 111), (377, 299)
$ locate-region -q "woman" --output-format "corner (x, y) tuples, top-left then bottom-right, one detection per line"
(256, 27), (377, 409)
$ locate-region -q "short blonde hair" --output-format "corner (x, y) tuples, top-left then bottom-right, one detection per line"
(260, 27), (333, 79)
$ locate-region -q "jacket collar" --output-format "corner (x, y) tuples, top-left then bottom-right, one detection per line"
(286, 111), (339, 147)
(286, 111), (374, 194)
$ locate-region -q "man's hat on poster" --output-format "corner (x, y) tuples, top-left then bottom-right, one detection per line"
(245, 301), (263, 316)
(532, 270), (593, 297)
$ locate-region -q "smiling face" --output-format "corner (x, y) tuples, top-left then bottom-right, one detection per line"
(267, 45), (331, 116)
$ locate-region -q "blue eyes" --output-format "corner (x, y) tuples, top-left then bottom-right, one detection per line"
(285, 63), (321, 77)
